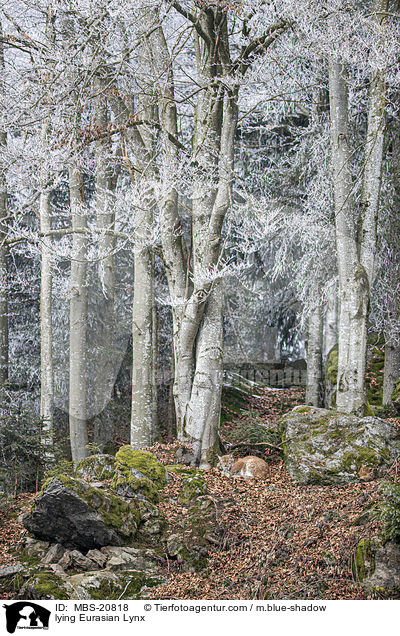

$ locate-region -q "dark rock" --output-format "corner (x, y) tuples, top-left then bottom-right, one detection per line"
(23, 475), (140, 551)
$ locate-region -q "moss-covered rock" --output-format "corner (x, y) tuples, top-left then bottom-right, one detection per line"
(17, 569), (74, 600)
(279, 407), (400, 485)
(136, 499), (166, 543)
(115, 447), (167, 488)
(178, 475), (207, 504)
(23, 475), (140, 551)
(392, 379), (400, 407)
(352, 537), (400, 595)
(111, 447), (167, 504)
(75, 454), (116, 482)
(67, 568), (166, 600)
(352, 538), (376, 583)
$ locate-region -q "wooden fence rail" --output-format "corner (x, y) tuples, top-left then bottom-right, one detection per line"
(224, 360), (307, 388)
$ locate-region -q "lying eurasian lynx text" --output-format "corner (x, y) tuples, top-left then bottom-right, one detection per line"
(217, 455), (269, 479)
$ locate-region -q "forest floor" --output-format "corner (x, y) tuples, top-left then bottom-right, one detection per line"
(1, 386), (399, 600)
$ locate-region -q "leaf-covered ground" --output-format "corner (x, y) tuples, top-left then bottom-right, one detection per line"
(1, 387), (399, 600)
(149, 387), (399, 600)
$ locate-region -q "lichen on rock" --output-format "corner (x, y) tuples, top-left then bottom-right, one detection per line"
(75, 454), (116, 482)
(279, 406), (400, 485)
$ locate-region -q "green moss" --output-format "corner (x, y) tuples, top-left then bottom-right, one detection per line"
(24, 570), (71, 599)
(112, 471), (159, 503)
(114, 447), (167, 488)
(178, 476), (207, 504)
(339, 447), (380, 473)
(392, 379), (400, 405)
(352, 538), (376, 583)
(221, 385), (251, 425)
(376, 482), (400, 542)
(88, 572), (162, 600)
(325, 344), (338, 386)
(295, 406), (312, 413)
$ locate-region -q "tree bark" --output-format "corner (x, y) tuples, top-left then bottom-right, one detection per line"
(0, 25), (8, 388)
(329, 60), (370, 415)
(306, 304), (323, 406)
(69, 165), (89, 464)
(324, 282), (338, 360)
(39, 4), (56, 461)
(129, 26), (158, 447)
(93, 74), (118, 434)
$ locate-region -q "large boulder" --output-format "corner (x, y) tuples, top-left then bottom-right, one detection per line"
(279, 406), (400, 485)
(23, 475), (140, 551)
(111, 447), (167, 503)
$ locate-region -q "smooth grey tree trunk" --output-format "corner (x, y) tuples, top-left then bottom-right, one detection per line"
(0, 27), (8, 388)
(329, 33), (386, 415)
(306, 305), (323, 406)
(39, 148), (54, 460)
(324, 283), (338, 360)
(129, 28), (158, 447)
(39, 5), (56, 461)
(93, 75), (118, 435)
(69, 165), (89, 464)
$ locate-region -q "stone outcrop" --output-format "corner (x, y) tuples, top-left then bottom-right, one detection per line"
(279, 406), (400, 484)
(15, 448), (224, 600)
(23, 475), (140, 550)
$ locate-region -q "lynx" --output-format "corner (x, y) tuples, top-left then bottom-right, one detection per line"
(217, 455), (269, 479)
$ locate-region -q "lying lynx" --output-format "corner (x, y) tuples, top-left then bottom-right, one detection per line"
(217, 455), (269, 479)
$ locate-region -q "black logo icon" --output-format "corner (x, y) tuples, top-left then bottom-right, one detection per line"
(3, 602), (51, 634)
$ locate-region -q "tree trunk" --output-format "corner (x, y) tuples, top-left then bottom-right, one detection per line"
(39, 5), (56, 462)
(306, 304), (323, 406)
(129, 28), (158, 447)
(0, 27), (8, 388)
(324, 282), (338, 359)
(329, 61), (369, 415)
(93, 75), (117, 423)
(69, 165), (89, 464)
(39, 151), (54, 460)
(383, 335), (400, 405)
(0, 129), (8, 389)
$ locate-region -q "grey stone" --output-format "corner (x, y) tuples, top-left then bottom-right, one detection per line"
(101, 546), (164, 575)
(0, 563), (24, 577)
(86, 549), (107, 569)
(279, 406), (400, 484)
(75, 454), (116, 482)
(42, 543), (66, 564)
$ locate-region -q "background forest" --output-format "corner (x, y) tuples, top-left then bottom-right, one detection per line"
(0, 0), (399, 490)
